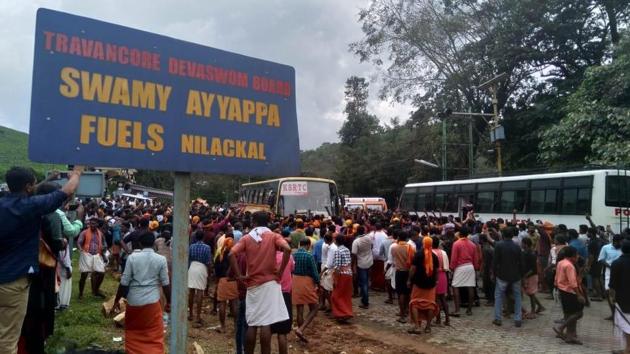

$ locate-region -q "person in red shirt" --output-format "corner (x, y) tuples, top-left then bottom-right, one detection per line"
(229, 212), (292, 354)
(449, 226), (479, 316)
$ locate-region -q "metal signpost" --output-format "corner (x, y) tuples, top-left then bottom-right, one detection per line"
(30, 9), (300, 353)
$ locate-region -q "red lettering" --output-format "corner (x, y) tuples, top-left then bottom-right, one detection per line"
(151, 53), (160, 71)
(80, 38), (94, 58)
(93, 41), (104, 60)
(69, 36), (81, 55)
(615, 208), (621, 216)
(106, 44), (117, 62)
(55, 33), (68, 52)
(168, 57), (178, 74)
(118, 46), (129, 64)
(43, 31), (55, 50)
(130, 49), (141, 66)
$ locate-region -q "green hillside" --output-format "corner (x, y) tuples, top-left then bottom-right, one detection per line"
(0, 126), (64, 182)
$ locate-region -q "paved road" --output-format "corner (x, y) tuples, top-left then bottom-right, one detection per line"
(351, 291), (620, 353)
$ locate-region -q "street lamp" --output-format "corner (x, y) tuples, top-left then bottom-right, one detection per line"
(414, 159), (440, 169)
(477, 73), (507, 176)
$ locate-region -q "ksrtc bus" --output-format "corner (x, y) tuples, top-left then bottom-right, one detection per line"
(239, 177), (341, 217)
(399, 169), (630, 231)
(344, 197), (388, 212)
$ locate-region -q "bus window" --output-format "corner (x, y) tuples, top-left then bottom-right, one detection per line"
(416, 193), (432, 210)
(606, 176), (630, 207)
(561, 189), (578, 214)
(544, 190), (558, 213)
(435, 193), (446, 210)
(562, 187), (591, 214)
(476, 191), (496, 212)
(500, 190), (526, 213)
(529, 189), (558, 214)
(400, 188), (417, 210)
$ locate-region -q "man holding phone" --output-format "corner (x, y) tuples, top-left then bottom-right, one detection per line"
(0, 165), (82, 354)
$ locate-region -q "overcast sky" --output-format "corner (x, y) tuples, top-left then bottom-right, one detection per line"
(0, 0), (412, 150)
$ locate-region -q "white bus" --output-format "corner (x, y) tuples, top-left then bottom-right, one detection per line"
(239, 177), (341, 217)
(399, 169), (630, 230)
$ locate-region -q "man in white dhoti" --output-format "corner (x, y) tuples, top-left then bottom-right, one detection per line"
(230, 212), (292, 354)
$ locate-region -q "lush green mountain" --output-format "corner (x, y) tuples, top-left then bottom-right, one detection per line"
(0, 126), (64, 182)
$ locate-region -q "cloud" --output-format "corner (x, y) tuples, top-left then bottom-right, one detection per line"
(0, 0), (411, 150)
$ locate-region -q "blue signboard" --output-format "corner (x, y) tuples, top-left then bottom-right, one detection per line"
(29, 9), (300, 176)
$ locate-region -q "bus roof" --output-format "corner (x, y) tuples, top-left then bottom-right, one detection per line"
(345, 197), (385, 202)
(404, 169), (630, 188)
(242, 177), (336, 187)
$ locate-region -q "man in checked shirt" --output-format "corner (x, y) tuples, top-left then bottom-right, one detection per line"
(188, 230), (212, 327)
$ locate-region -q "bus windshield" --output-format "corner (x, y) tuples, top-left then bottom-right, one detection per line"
(280, 180), (335, 216)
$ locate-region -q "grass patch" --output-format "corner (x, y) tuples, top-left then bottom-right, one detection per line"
(45, 253), (124, 354)
(0, 125), (64, 182)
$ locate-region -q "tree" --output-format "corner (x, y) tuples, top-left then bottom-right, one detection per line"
(350, 0), (628, 170)
(539, 34), (630, 165)
(338, 76), (381, 146)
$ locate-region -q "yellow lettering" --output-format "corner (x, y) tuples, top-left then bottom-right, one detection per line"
(201, 136), (210, 155)
(228, 98), (242, 121)
(242, 100), (255, 123)
(210, 137), (222, 156)
(186, 90), (202, 116)
(147, 124), (164, 152)
(255, 102), (267, 125)
(235, 140), (247, 158)
(117, 119), (132, 148)
(79, 114), (96, 144)
(110, 77), (130, 106)
(96, 117), (116, 146)
(181, 134), (194, 153)
(132, 121), (145, 150)
(217, 95), (230, 120)
(156, 85), (172, 112)
(194, 135), (202, 154)
(81, 71), (112, 103)
(201, 92), (215, 117)
(131, 80), (155, 110)
(59, 67), (79, 98)
(258, 142), (266, 160)
(223, 139), (235, 157)
(267, 104), (280, 127)
(247, 141), (258, 159)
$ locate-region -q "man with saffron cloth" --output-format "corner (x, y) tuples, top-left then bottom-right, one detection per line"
(114, 231), (171, 354)
(292, 238), (320, 342)
(331, 234), (353, 322)
(229, 212), (292, 354)
(407, 236), (439, 334)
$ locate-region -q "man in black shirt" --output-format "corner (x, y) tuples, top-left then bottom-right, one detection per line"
(492, 227), (523, 327)
(587, 228), (604, 301)
(610, 240), (630, 354)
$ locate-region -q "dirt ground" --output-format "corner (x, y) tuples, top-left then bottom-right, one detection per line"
(184, 302), (442, 354)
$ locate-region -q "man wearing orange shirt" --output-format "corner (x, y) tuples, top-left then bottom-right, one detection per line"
(553, 246), (585, 345)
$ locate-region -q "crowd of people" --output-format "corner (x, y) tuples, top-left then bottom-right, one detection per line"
(2, 166), (630, 354)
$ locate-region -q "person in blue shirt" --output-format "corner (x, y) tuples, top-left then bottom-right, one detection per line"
(0, 166), (81, 354)
(599, 234), (623, 320)
(568, 229), (588, 261)
(312, 236), (324, 271)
